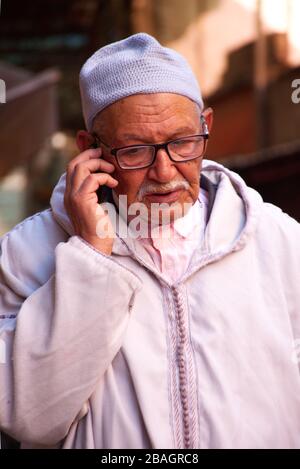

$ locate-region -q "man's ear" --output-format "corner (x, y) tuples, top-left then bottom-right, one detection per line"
(76, 130), (95, 152)
(202, 107), (213, 133)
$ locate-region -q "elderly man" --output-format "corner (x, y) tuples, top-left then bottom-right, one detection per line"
(1, 33), (300, 450)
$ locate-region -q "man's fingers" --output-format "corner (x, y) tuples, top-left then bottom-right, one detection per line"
(76, 173), (118, 196)
(72, 158), (115, 192)
(65, 148), (102, 193)
(68, 148), (102, 170)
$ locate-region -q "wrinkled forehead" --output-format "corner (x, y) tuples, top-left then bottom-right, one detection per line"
(92, 93), (201, 139)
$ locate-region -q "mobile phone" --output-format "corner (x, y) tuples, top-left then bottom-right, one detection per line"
(89, 141), (103, 202)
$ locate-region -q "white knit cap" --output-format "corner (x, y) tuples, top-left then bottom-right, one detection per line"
(79, 33), (204, 131)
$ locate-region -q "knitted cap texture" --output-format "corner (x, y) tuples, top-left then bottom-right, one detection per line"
(79, 33), (203, 131)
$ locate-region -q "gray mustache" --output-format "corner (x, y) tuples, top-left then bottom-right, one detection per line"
(137, 180), (190, 200)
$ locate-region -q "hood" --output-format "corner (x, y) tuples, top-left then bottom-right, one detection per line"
(50, 159), (263, 261)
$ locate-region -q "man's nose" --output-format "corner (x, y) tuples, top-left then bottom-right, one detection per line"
(148, 148), (178, 182)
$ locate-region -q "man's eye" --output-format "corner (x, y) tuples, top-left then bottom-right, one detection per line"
(122, 147), (146, 157)
(174, 138), (195, 145)
(126, 148), (141, 155)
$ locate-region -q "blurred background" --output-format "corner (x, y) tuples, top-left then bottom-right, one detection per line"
(0, 0), (300, 235)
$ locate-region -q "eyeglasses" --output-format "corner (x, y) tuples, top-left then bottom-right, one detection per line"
(92, 117), (209, 170)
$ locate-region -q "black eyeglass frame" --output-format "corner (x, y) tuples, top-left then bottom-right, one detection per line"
(92, 116), (210, 170)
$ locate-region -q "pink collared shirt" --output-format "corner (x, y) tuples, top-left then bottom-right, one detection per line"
(136, 188), (209, 283)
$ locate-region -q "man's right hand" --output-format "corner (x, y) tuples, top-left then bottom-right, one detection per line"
(64, 148), (118, 256)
